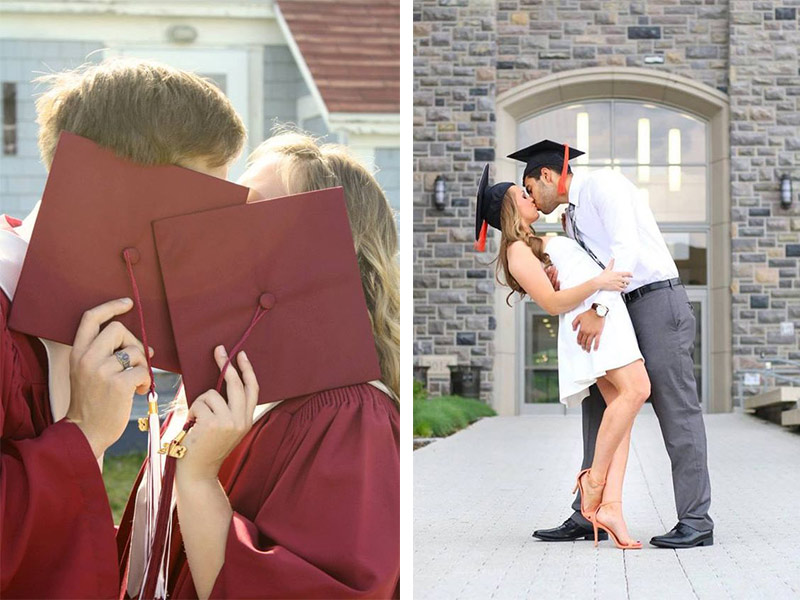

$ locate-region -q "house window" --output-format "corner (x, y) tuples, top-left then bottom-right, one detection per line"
(3, 83), (17, 156)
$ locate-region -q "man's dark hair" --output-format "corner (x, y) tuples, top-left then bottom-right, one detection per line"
(525, 164), (573, 181)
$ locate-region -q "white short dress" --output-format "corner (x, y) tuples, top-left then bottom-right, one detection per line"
(544, 235), (643, 407)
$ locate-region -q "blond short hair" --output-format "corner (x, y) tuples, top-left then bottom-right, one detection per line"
(35, 57), (245, 169)
(248, 131), (400, 399)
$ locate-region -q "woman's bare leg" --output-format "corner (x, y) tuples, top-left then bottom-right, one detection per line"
(593, 373), (639, 544)
(578, 359), (649, 515)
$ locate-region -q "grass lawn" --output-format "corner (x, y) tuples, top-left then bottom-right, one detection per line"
(102, 451), (145, 524)
(413, 392), (496, 438)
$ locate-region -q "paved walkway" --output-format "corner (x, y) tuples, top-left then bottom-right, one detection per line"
(414, 411), (800, 599)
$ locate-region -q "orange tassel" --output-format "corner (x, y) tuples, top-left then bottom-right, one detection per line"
(557, 144), (569, 196)
(474, 220), (488, 252)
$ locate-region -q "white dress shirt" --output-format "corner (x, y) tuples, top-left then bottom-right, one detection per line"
(565, 168), (679, 308)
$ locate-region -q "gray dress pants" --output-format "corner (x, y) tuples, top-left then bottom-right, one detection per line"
(569, 285), (714, 532)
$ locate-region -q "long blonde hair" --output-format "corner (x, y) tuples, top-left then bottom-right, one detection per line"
(248, 132), (400, 399)
(496, 189), (550, 306)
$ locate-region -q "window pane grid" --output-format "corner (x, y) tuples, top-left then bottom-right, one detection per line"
(517, 99), (710, 224)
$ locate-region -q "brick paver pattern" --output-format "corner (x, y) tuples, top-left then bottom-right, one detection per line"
(414, 413), (800, 599)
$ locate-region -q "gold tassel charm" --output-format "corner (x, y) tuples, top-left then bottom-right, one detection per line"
(139, 399), (159, 432)
(158, 430), (188, 459)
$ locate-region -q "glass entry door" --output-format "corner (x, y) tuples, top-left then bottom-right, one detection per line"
(519, 291), (708, 414)
(519, 301), (566, 415)
(686, 289), (708, 412)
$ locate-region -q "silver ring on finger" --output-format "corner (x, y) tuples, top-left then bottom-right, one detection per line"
(114, 350), (132, 370)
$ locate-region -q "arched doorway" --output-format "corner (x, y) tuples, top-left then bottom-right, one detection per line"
(492, 68), (731, 415)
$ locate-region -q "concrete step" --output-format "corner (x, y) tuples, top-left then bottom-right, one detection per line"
(781, 408), (800, 427)
(744, 387), (800, 411)
(745, 387), (800, 426)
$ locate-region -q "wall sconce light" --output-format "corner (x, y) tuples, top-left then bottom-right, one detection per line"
(780, 175), (793, 209)
(433, 175), (446, 210)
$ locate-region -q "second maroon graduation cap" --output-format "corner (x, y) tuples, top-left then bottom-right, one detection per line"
(152, 187), (382, 405)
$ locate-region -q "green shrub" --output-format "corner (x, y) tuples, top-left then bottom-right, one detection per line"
(102, 451), (145, 524)
(413, 379), (427, 402)
(413, 394), (496, 438)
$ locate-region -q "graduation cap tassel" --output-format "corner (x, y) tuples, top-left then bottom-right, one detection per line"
(140, 419), (191, 600)
(557, 144), (570, 196)
(474, 220), (488, 252)
(122, 248), (158, 400)
(141, 302), (272, 599)
(122, 248), (166, 599)
(215, 305), (269, 391)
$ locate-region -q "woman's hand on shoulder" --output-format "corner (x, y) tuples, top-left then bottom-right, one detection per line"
(176, 346), (260, 483)
(593, 258), (633, 292)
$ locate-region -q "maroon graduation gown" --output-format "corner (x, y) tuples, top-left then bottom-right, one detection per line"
(117, 383), (399, 599)
(0, 233), (119, 597)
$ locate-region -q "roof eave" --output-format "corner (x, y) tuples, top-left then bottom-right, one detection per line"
(327, 112), (400, 136)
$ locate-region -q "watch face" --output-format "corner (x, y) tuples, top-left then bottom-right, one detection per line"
(596, 305), (608, 317)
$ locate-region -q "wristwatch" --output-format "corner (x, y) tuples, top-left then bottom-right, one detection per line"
(591, 303), (609, 318)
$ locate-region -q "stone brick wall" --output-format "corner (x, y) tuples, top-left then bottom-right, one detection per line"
(494, 0), (730, 95)
(728, 3), (800, 391)
(414, 0), (499, 398)
(413, 0), (800, 407)
(0, 39), (102, 219)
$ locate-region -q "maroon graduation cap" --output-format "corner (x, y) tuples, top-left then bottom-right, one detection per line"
(152, 186), (382, 405)
(139, 187), (382, 599)
(9, 132), (249, 373)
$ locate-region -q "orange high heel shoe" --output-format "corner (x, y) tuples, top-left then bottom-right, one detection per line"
(572, 468), (605, 522)
(592, 501), (642, 550)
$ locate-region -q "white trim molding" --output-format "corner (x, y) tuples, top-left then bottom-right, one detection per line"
(0, 1), (275, 19)
(0, 11), (282, 46)
(329, 113), (401, 138)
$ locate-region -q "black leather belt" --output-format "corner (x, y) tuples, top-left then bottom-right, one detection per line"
(622, 277), (682, 305)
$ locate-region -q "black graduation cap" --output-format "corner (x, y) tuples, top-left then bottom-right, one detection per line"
(474, 163), (513, 252)
(507, 140), (585, 193)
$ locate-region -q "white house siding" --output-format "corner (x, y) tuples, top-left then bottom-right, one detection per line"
(375, 147), (400, 213)
(0, 39), (102, 219)
(262, 44), (308, 137)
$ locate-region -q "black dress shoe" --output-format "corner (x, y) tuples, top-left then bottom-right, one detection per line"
(532, 517), (608, 542)
(650, 523), (714, 548)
